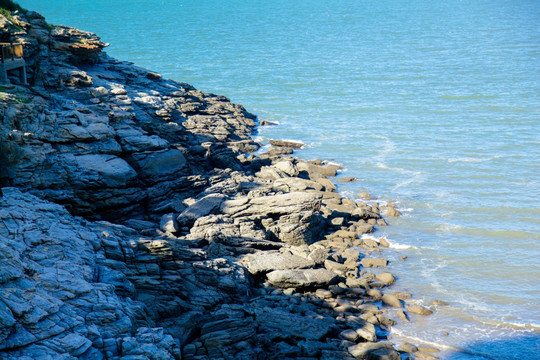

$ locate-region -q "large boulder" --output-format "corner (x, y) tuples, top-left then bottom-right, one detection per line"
(69, 154), (137, 187)
(266, 269), (340, 288)
(221, 192), (322, 218)
(241, 251), (315, 275)
(177, 194), (227, 227)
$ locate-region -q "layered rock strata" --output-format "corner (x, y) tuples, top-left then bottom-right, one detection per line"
(0, 8), (427, 360)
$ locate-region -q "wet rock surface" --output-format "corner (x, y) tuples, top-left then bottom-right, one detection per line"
(0, 8), (429, 360)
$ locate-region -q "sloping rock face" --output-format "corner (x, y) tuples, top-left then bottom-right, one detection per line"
(0, 8), (407, 360)
(0, 11), (257, 221)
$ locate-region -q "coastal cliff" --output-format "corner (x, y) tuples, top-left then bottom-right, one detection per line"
(0, 8), (429, 360)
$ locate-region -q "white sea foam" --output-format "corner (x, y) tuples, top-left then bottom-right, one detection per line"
(436, 223), (463, 232)
(360, 234), (416, 250)
(447, 155), (503, 163)
(392, 171), (425, 191)
(391, 329), (456, 351)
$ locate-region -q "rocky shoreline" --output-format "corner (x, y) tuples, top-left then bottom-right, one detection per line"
(0, 8), (440, 360)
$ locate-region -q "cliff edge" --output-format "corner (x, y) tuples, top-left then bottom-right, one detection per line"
(0, 8), (415, 360)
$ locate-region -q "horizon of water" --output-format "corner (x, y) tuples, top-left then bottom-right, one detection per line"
(18, 0), (540, 358)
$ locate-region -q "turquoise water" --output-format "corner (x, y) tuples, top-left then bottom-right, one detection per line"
(19, 0), (540, 358)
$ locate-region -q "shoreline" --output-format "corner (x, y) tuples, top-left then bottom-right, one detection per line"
(0, 8), (443, 360)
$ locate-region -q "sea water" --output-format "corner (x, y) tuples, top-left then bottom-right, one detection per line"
(18, 0), (540, 358)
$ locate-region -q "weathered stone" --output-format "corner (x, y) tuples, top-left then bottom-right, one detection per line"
(221, 192), (322, 218)
(159, 213), (178, 233)
(366, 347), (400, 360)
(407, 305), (433, 316)
(381, 294), (403, 308)
(375, 272), (395, 285)
(348, 341), (395, 359)
(360, 258), (388, 268)
(241, 251), (315, 275)
(253, 307), (335, 341)
(400, 342), (418, 353)
(177, 194), (226, 227)
(269, 139), (304, 149)
(266, 269), (340, 288)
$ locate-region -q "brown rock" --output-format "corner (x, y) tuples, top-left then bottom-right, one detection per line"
(386, 207), (401, 217)
(338, 176), (357, 182)
(375, 272), (395, 285)
(379, 238), (390, 247)
(400, 342), (418, 353)
(269, 139), (304, 148)
(415, 353), (439, 360)
(396, 310), (409, 322)
(381, 294), (403, 308)
(407, 305), (433, 316)
(417, 346), (440, 353)
(429, 299), (449, 306)
(360, 258), (388, 268)
(392, 292), (412, 301)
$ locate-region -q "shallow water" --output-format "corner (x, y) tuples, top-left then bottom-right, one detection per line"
(19, 0), (540, 358)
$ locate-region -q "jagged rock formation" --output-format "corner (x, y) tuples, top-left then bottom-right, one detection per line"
(0, 8), (419, 360)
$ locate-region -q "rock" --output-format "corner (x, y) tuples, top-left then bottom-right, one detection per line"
(367, 289), (382, 299)
(357, 193), (372, 200)
(260, 120), (278, 126)
(355, 321), (376, 342)
(360, 258), (388, 268)
(324, 260), (349, 276)
(407, 305), (433, 316)
(340, 329), (360, 342)
(378, 238), (390, 247)
(415, 353), (439, 360)
(400, 342), (418, 353)
(266, 269), (340, 288)
(221, 192), (321, 218)
(315, 178), (337, 192)
(252, 307), (335, 341)
(429, 299), (448, 306)
(297, 161), (342, 178)
(348, 341), (395, 359)
(130, 149), (187, 180)
(417, 346), (440, 353)
(241, 251), (315, 275)
(159, 213), (178, 233)
(71, 154), (138, 187)
(366, 348), (401, 360)
(397, 310), (409, 322)
(338, 177), (357, 182)
(375, 272), (395, 285)
(381, 294), (403, 308)
(269, 139), (304, 149)
(315, 289), (333, 299)
(273, 177), (324, 192)
(177, 194), (226, 227)
(392, 292), (411, 301)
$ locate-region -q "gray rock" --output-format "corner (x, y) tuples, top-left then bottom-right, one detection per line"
(177, 194), (226, 227)
(130, 149), (186, 180)
(241, 251), (316, 275)
(71, 154), (137, 187)
(221, 192), (322, 218)
(266, 269), (340, 288)
(252, 307), (335, 341)
(159, 213), (178, 233)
